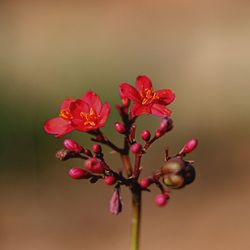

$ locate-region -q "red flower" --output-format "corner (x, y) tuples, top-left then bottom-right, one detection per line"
(44, 98), (75, 138)
(44, 91), (110, 137)
(70, 91), (110, 132)
(120, 75), (175, 117)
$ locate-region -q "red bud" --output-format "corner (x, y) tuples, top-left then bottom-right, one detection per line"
(141, 130), (151, 141)
(131, 143), (142, 154)
(83, 149), (92, 157)
(155, 118), (173, 138)
(183, 139), (198, 153)
(85, 158), (105, 174)
(139, 178), (151, 189)
(63, 139), (82, 153)
(104, 175), (116, 185)
(155, 193), (169, 207)
(179, 139), (198, 155)
(92, 144), (102, 154)
(68, 168), (91, 179)
(114, 122), (126, 134)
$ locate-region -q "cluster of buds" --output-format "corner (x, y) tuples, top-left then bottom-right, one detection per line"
(44, 75), (198, 214)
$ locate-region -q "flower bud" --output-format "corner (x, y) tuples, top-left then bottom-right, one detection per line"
(155, 118), (173, 138)
(139, 178), (151, 189)
(161, 158), (185, 175)
(141, 130), (151, 141)
(68, 168), (91, 179)
(104, 175), (116, 185)
(83, 148), (92, 157)
(181, 139), (198, 154)
(114, 122), (126, 134)
(63, 139), (82, 153)
(155, 193), (169, 207)
(110, 188), (122, 215)
(84, 158), (105, 174)
(131, 143), (142, 154)
(92, 144), (102, 154)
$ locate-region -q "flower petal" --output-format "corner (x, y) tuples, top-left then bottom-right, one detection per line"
(43, 117), (74, 137)
(98, 102), (111, 126)
(81, 91), (102, 113)
(70, 99), (89, 119)
(151, 104), (172, 117)
(136, 75), (152, 94)
(76, 124), (96, 132)
(156, 89), (175, 105)
(120, 83), (141, 102)
(60, 98), (75, 110)
(130, 103), (150, 117)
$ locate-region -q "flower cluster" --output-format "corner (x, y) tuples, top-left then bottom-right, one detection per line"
(44, 75), (198, 214)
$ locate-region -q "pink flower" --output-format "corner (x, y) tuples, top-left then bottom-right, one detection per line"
(120, 75), (175, 117)
(44, 91), (110, 137)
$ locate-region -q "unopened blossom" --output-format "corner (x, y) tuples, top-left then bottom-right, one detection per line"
(64, 139), (82, 153)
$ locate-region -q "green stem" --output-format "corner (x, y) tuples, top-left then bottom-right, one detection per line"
(120, 153), (141, 250)
(131, 190), (142, 250)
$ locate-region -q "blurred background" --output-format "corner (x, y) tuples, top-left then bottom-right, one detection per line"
(0, 0), (250, 249)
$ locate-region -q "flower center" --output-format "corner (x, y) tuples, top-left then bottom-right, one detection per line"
(141, 88), (159, 105)
(80, 108), (100, 127)
(60, 109), (73, 120)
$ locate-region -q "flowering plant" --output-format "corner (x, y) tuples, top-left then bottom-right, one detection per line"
(44, 75), (198, 250)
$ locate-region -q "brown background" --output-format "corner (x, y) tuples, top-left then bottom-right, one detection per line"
(0, 1), (250, 249)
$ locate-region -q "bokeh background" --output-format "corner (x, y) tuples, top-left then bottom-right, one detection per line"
(0, 0), (250, 249)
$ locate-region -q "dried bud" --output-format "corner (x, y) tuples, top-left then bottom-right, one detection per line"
(63, 139), (82, 153)
(110, 188), (122, 215)
(131, 143), (142, 154)
(55, 149), (71, 161)
(161, 158), (185, 175)
(163, 174), (184, 189)
(180, 139), (198, 155)
(139, 178), (152, 189)
(92, 144), (102, 154)
(155, 118), (173, 138)
(85, 158), (105, 174)
(104, 175), (116, 185)
(141, 130), (151, 141)
(68, 168), (91, 179)
(155, 193), (169, 207)
(114, 122), (126, 134)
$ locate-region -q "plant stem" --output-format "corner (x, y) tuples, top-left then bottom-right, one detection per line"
(131, 189), (141, 250)
(120, 154), (133, 177)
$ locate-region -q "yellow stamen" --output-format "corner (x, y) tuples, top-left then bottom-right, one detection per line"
(141, 88), (159, 105)
(59, 109), (73, 120)
(80, 108), (100, 127)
